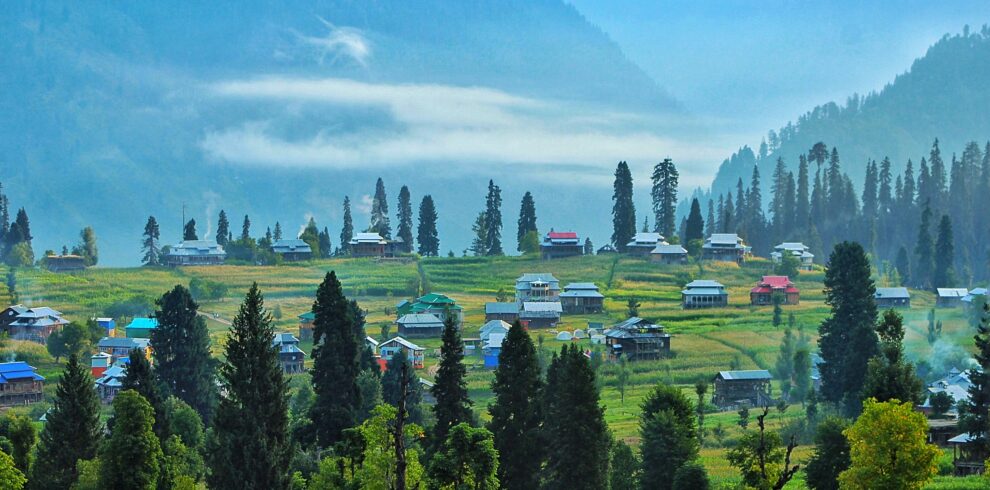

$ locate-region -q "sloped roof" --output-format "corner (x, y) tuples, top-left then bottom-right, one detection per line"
(0, 362), (44, 383)
(627, 232), (664, 246)
(167, 240), (226, 256)
(522, 302), (563, 313)
(271, 239), (312, 253)
(875, 287), (910, 299)
(685, 280), (725, 289)
(564, 282), (599, 291)
(682, 288), (727, 296)
(937, 288), (969, 298)
(396, 313), (445, 327)
(98, 337), (151, 350)
(350, 232), (386, 245)
(560, 289), (605, 298)
(717, 370), (772, 381)
(273, 332), (300, 345)
(480, 320), (511, 336)
(516, 273), (559, 284)
(651, 244), (688, 254)
(774, 242), (809, 252)
(416, 293), (457, 305)
(759, 276), (793, 288)
(707, 233), (742, 245)
(547, 231), (578, 239)
(126, 317), (159, 330)
(298, 311), (315, 322)
(485, 333), (506, 349)
(485, 303), (519, 314)
(381, 337), (424, 351)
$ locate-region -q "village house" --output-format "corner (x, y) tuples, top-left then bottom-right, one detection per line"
(396, 293), (463, 326)
(962, 288), (988, 305)
(91, 352), (113, 378)
(125, 317), (158, 338)
(44, 254), (87, 272)
(949, 433), (985, 476)
(712, 370), (773, 409)
(483, 333), (505, 369)
(519, 301), (562, 328)
(937, 288), (969, 308)
(0, 305), (27, 332)
(921, 367), (971, 417)
(94, 362), (127, 403)
(560, 283), (604, 314)
(750, 276), (800, 305)
(605, 317), (671, 361)
(298, 311), (315, 341)
(270, 239), (313, 261)
(273, 333), (305, 374)
(650, 243), (688, 264)
(681, 280), (729, 309)
(0, 362), (45, 406)
(395, 313), (446, 338)
(164, 240), (226, 266)
(770, 242), (815, 270)
(484, 302), (519, 323)
(625, 232), (665, 256)
(96, 317), (116, 336)
(480, 320), (510, 343)
(97, 336), (152, 361)
(540, 231), (583, 259)
(875, 287), (911, 308)
(701, 233), (748, 263)
(378, 337), (425, 369)
(515, 273), (561, 303)
(3, 306), (69, 343)
(348, 232), (391, 258)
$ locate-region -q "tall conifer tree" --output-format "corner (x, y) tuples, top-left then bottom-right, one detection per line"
(933, 214), (956, 288)
(142, 216), (161, 266)
(340, 196), (354, 254)
(612, 162), (636, 251)
(396, 185), (414, 253)
(651, 158), (679, 237)
(685, 199), (704, 243)
(432, 313), (473, 446)
(310, 272), (361, 447)
(183, 219), (198, 241)
(152, 285), (216, 422)
(914, 202), (935, 288)
(796, 154), (810, 227)
(100, 390), (163, 489)
(371, 178), (391, 238)
(122, 348), (169, 440)
(517, 192), (538, 252)
(216, 210), (230, 246)
(483, 180), (503, 256)
(417, 195), (439, 256)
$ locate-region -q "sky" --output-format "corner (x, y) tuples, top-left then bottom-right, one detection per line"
(569, 0), (990, 150)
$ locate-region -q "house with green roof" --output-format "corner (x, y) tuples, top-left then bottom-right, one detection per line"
(396, 293), (462, 326)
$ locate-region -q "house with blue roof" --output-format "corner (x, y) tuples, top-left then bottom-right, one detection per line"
(560, 283), (604, 314)
(681, 280), (729, 309)
(271, 239), (313, 261)
(98, 336), (152, 361)
(0, 362), (45, 406)
(164, 240), (226, 266)
(125, 317), (158, 338)
(273, 333), (306, 374)
(94, 362), (128, 403)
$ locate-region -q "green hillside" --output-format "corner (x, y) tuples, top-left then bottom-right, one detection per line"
(2, 256), (975, 487)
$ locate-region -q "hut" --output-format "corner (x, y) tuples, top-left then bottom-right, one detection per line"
(712, 370), (772, 409)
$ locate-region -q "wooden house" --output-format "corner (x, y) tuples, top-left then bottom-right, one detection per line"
(937, 288), (969, 308)
(605, 317), (671, 361)
(395, 313), (445, 338)
(396, 293), (463, 326)
(701, 233), (747, 263)
(650, 244), (688, 264)
(515, 273), (561, 303)
(4, 306), (69, 344)
(379, 337), (425, 369)
(875, 287), (911, 308)
(94, 362), (127, 403)
(270, 239), (313, 261)
(484, 302), (519, 323)
(750, 276), (799, 305)
(540, 231), (583, 259)
(349, 232), (389, 258)
(164, 240), (226, 266)
(0, 362), (45, 406)
(97, 337), (152, 362)
(298, 311), (315, 341)
(770, 242), (814, 270)
(519, 301), (562, 328)
(712, 370), (772, 409)
(681, 280), (728, 309)
(0, 305), (27, 332)
(625, 232), (665, 256)
(948, 433), (986, 476)
(45, 254), (87, 272)
(273, 333), (305, 374)
(560, 283), (604, 314)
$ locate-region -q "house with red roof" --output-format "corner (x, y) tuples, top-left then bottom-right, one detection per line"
(540, 231), (583, 259)
(750, 275), (799, 305)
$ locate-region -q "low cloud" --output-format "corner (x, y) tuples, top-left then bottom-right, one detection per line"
(201, 77), (727, 188)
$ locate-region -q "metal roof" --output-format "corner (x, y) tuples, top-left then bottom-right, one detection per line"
(560, 290), (605, 298)
(167, 240), (226, 256)
(0, 362), (44, 383)
(273, 332), (300, 345)
(98, 337), (150, 349)
(685, 280), (725, 289)
(564, 282), (599, 291)
(717, 370), (772, 381)
(707, 233), (742, 245)
(485, 303), (519, 314)
(651, 244), (688, 254)
(349, 232), (386, 244)
(774, 242), (809, 252)
(396, 313), (445, 326)
(271, 239), (312, 253)
(681, 288), (727, 296)
(522, 302), (562, 313)
(126, 318), (159, 330)
(875, 287), (910, 299)
(381, 336), (424, 351)
(627, 232), (664, 246)
(516, 273), (559, 284)
(937, 288), (969, 298)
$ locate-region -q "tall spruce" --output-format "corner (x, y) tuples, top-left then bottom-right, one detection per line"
(340, 196), (354, 254)
(796, 154), (810, 228)
(517, 192), (538, 253)
(483, 180), (504, 256)
(99, 390), (163, 490)
(216, 210), (230, 246)
(396, 185), (414, 253)
(933, 214), (955, 288)
(817, 242), (879, 414)
(961, 302), (990, 458)
(862, 309), (924, 405)
(122, 348), (169, 440)
(371, 178), (391, 239)
(30, 354), (102, 489)
(639, 383), (698, 490)
(895, 246), (911, 286)
(417, 195), (439, 256)
(183, 219), (198, 241)
(431, 313), (473, 446)
(142, 216), (161, 266)
(770, 157), (788, 241)
(612, 161), (637, 251)
(651, 158), (679, 237)
(705, 199), (715, 237)
(310, 272), (361, 447)
(208, 283), (291, 490)
(488, 322), (543, 490)
(240, 214), (251, 242)
(152, 285), (217, 422)
(273, 222), (283, 241)
(318, 227), (332, 259)
(685, 198), (704, 243)
(914, 202), (935, 288)
(382, 352), (425, 426)
(543, 345), (609, 489)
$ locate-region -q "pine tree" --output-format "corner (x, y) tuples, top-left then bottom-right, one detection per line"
(432, 313), (472, 446)
(651, 158), (679, 237)
(100, 390), (163, 489)
(239, 214), (251, 242)
(142, 216), (161, 266)
(817, 242), (879, 414)
(612, 161), (637, 251)
(299, 217), (321, 257)
(705, 199), (715, 238)
(470, 212), (488, 257)
(73, 227), (98, 266)
(381, 352), (424, 424)
(30, 354), (102, 488)
(310, 272), (361, 447)
(770, 157), (788, 241)
(183, 219), (198, 241)
(933, 214), (956, 288)
(723, 192), (734, 233)
(685, 198), (704, 243)
(805, 417), (851, 490)
(488, 323), (543, 490)
(216, 210), (230, 246)
(796, 154), (810, 228)
(517, 192), (538, 253)
(340, 196), (354, 254)
(396, 185), (414, 253)
(961, 302), (990, 458)
(810, 168), (824, 226)
(914, 202), (935, 288)
(484, 180), (503, 256)
(734, 178), (747, 235)
(152, 285), (217, 422)
(318, 227), (332, 259)
(895, 246), (911, 286)
(929, 139), (947, 212)
(122, 348), (169, 440)
(862, 309), (924, 405)
(775, 328), (796, 400)
(273, 221), (282, 241)
(783, 171), (797, 237)
(417, 195), (439, 256)
(370, 178), (391, 239)
(543, 345), (609, 489)
(639, 383), (698, 490)
(208, 283), (291, 490)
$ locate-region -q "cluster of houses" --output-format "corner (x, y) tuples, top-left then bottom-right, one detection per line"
(481, 274), (604, 328)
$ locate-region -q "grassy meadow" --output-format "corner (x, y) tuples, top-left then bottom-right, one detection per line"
(0, 254), (981, 488)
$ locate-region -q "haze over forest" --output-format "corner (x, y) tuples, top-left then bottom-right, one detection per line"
(4, 0), (990, 264)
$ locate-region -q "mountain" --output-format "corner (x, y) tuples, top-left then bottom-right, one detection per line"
(1, 0), (681, 265)
(710, 26), (990, 200)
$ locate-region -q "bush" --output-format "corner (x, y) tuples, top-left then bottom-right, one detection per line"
(2, 341), (54, 366)
(672, 461), (710, 490)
